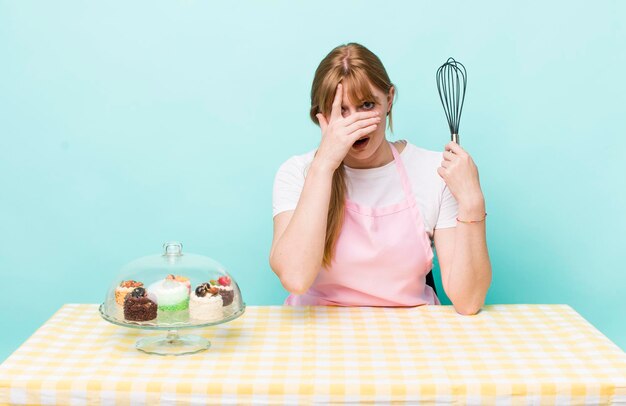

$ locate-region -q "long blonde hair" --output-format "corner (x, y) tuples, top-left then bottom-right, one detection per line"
(309, 43), (396, 268)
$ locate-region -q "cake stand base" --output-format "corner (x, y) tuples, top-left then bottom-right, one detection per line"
(136, 330), (210, 356)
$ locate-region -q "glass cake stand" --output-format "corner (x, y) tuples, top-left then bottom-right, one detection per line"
(99, 241), (246, 356)
(98, 302), (246, 355)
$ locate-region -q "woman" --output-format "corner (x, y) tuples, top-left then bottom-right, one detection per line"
(269, 42), (491, 315)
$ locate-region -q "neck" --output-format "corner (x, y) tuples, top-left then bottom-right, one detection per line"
(344, 140), (394, 169)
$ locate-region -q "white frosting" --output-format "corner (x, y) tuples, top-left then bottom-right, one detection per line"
(189, 291), (223, 321)
(172, 277), (191, 292)
(148, 279), (189, 306)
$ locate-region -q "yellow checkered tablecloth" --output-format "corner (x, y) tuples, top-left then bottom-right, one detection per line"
(1, 304), (625, 405)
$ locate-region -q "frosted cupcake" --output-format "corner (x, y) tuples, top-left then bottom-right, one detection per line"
(148, 277), (190, 312)
(212, 276), (236, 315)
(166, 274), (191, 293)
(115, 280), (144, 306)
(123, 287), (157, 322)
(190, 283), (223, 322)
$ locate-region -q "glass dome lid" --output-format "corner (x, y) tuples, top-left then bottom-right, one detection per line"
(100, 241), (245, 329)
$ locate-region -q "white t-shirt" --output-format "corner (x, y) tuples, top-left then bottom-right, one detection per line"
(272, 141), (458, 240)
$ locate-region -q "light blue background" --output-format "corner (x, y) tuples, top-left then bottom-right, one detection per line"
(1, 1), (624, 362)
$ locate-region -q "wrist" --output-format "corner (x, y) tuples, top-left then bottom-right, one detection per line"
(458, 196), (485, 219)
(310, 158), (337, 177)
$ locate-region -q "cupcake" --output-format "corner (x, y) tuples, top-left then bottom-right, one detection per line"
(166, 274), (191, 293)
(123, 287), (157, 321)
(212, 276), (235, 314)
(148, 277), (190, 312)
(189, 283), (223, 322)
(115, 280), (143, 306)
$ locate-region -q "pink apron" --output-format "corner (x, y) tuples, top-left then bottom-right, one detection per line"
(285, 142), (440, 307)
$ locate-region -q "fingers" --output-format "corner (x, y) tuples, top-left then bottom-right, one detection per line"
(345, 111), (380, 126)
(446, 141), (466, 156)
(443, 150), (454, 161)
(316, 113), (328, 132)
(330, 83), (343, 120)
(349, 123), (378, 140)
(346, 116), (381, 135)
(344, 110), (380, 126)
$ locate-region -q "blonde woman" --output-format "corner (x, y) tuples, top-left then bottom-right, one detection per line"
(270, 43), (491, 315)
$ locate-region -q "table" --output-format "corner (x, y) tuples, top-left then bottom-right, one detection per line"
(1, 304), (625, 405)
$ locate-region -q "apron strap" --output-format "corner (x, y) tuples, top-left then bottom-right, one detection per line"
(389, 142), (415, 201)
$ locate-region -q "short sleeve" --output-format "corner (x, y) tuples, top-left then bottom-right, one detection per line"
(272, 156), (307, 218)
(435, 183), (458, 229)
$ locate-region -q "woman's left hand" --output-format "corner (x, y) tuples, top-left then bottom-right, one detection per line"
(437, 141), (484, 207)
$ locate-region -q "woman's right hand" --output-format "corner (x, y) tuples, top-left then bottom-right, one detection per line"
(314, 83), (381, 172)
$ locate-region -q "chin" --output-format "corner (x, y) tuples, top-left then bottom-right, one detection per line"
(346, 148), (374, 162)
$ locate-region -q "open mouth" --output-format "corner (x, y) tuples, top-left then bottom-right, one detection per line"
(352, 136), (370, 149)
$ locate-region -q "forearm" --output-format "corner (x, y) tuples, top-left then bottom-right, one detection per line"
(446, 197), (492, 314)
(270, 161), (334, 294)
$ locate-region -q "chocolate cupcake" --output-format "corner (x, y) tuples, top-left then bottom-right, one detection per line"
(123, 287), (157, 322)
(213, 276), (234, 306)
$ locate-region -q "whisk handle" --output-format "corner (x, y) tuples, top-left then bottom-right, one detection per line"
(452, 133), (460, 145)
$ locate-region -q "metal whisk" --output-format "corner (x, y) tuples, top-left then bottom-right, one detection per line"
(436, 57), (467, 145)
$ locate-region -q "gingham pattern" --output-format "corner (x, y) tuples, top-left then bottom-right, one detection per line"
(1, 304), (625, 405)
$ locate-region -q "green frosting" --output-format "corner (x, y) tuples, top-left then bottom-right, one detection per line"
(158, 298), (189, 311)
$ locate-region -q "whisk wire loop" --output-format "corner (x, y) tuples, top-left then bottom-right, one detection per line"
(436, 57), (467, 145)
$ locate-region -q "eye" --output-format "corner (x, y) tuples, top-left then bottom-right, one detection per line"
(362, 101), (375, 110)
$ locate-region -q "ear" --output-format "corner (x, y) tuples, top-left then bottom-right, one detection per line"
(387, 86), (395, 114)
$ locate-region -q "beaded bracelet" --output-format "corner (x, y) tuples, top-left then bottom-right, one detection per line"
(456, 213), (487, 224)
